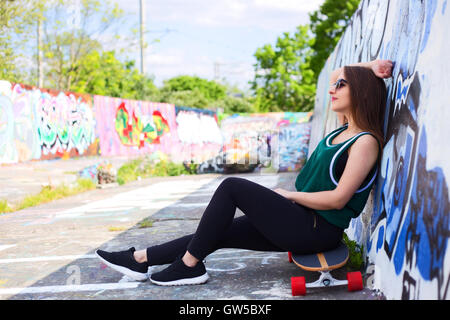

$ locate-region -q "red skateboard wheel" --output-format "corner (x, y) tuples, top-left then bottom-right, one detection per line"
(288, 252), (293, 263)
(291, 277), (306, 296)
(347, 271), (363, 291)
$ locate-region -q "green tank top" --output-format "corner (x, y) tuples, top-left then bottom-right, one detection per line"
(295, 123), (381, 229)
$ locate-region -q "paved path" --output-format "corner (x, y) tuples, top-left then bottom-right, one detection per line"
(0, 168), (380, 300)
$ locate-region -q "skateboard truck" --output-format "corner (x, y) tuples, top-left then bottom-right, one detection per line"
(307, 271), (347, 288)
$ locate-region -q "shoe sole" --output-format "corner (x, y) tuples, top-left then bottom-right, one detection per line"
(149, 273), (209, 286)
(95, 250), (148, 282)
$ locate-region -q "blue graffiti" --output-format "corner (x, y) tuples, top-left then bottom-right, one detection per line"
(392, 128), (449, 285)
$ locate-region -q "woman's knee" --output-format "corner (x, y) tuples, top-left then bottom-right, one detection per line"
(219, 177), (242, 190)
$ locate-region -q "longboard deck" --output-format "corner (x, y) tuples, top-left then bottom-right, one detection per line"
(292, 242), (349, 272)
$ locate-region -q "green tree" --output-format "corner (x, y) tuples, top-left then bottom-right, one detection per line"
(40, 0), (125, 90)
(250, 0), (361, 112)
(0, 0), (41, 82)
(308, 0), (361, 82)
(214, 95), (256, 114)
(70, 50), (158, 100)
(251, 25), (316, 112)
(158, 75), (227, 109)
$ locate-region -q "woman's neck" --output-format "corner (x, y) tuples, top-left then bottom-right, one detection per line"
(344, 119), (362, 134)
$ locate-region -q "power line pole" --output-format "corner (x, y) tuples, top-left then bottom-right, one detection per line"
(37, 16), (43, 87)
(214, 61), (220, 80)
(139, 0), (146, 74)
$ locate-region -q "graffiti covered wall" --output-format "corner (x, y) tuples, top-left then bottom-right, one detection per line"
(219, 112), (312, 172)
(93, 95), (177, 158)
(311, 0), (450, 299)
(172, 106), (223, 164)
(0, 81), (98, 164)
(93, 98), (224, 164)
(0, 82), (312, 171)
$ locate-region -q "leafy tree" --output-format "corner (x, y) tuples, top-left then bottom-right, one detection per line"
(0, 0), (42, 82)
(214, 95), (256, 114)
(158, 75), (227, 109)
(250, 0), (361, 112)
(40, 0), (125, 90)
(70, 50), (158, 100)
(251, 25), (316, 112)
(158, 88), (210, 109)
(308, 0), (361, 82)
(160, 76), (226, 102)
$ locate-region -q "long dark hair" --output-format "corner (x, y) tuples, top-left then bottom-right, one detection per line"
(343, 66), (387, 149)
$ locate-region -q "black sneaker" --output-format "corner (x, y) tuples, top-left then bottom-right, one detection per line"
(96, 247), (148, 281)
(149, 256), (209, 286)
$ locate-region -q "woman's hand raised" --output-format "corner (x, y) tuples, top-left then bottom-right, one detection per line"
(371, 59), (394, 79)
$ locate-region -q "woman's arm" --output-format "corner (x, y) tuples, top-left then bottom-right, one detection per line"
(330, 59), (393, 85)
(274, 134), (379, 210)
(273, 188), (342, 210)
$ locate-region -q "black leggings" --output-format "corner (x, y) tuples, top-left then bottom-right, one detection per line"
(146, 177), (343, 266)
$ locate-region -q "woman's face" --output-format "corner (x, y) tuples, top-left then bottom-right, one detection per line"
(329, 71), (352, 114)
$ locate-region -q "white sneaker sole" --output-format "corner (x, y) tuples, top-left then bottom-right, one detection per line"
(96, 250), (148, 282)
(150, 273), (209, 286)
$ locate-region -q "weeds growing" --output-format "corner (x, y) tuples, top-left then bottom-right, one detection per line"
(117, 158), (198, 185)
(0, 178), (96, 214)
(343, 233), (365, 271)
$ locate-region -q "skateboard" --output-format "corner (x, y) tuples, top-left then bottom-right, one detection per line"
(288, 242), (363, 296)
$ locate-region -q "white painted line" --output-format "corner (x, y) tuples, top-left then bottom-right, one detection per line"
(0, 282), (141, 295)
(0, 244), (16, 252)
(0, 251), (282, 264)
(0, 254), (96, 264)
(140, 202), (209, 210)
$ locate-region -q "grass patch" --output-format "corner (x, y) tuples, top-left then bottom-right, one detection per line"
(108, 226), (127, 232)
(343, 233), (365, 271)
(1, 178), (96, 214)
(0, 200), (13, 215)
(117, 158), (198, 185)
(138, 218), (154, 228)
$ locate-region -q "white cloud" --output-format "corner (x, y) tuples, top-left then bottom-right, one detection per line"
(145, 50), (215, 85)
(253, 0), (323, 12)
(112, 0), (325, 90)
(117, 0), (323, 30)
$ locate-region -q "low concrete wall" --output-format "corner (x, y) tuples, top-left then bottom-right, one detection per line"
(310, 0), (449, 299)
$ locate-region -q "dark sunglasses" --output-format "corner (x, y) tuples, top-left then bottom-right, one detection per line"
(331, 78), (348, 90)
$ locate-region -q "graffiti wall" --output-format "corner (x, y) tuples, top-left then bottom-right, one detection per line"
(93, 99), (224, 164)
(171, 106), (223, 164)
(217, 112), (312, 172)
(0, 81), (98, 164)
(93, 95), (177, 158)
(312, 0), (450, 299)
(0, 82), (312, 171)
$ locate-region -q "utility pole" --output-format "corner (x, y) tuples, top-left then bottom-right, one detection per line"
(214, 61), (226, 82)
(214, 62), (219, 80)
(139, 0), (146, 74)
(37, 17), (43, 87)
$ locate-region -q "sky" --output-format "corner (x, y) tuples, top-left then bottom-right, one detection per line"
(111, 0), (325, 92)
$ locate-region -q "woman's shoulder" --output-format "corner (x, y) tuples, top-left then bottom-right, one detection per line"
(348, 133), (379, 158)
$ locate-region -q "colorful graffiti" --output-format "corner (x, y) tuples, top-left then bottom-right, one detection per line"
(2, 84), (312, 170)
(313, 0), (450, 299)
(170, 106), (223, 165)
(115, 102), (170, 148)
(272, 122), (311, 172)
(93, 96), (177, 157)
(0, 81), (97, 164)
(204, 112), (313, 173)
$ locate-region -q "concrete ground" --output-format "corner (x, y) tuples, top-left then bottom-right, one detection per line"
(0, 157), (383, 301)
